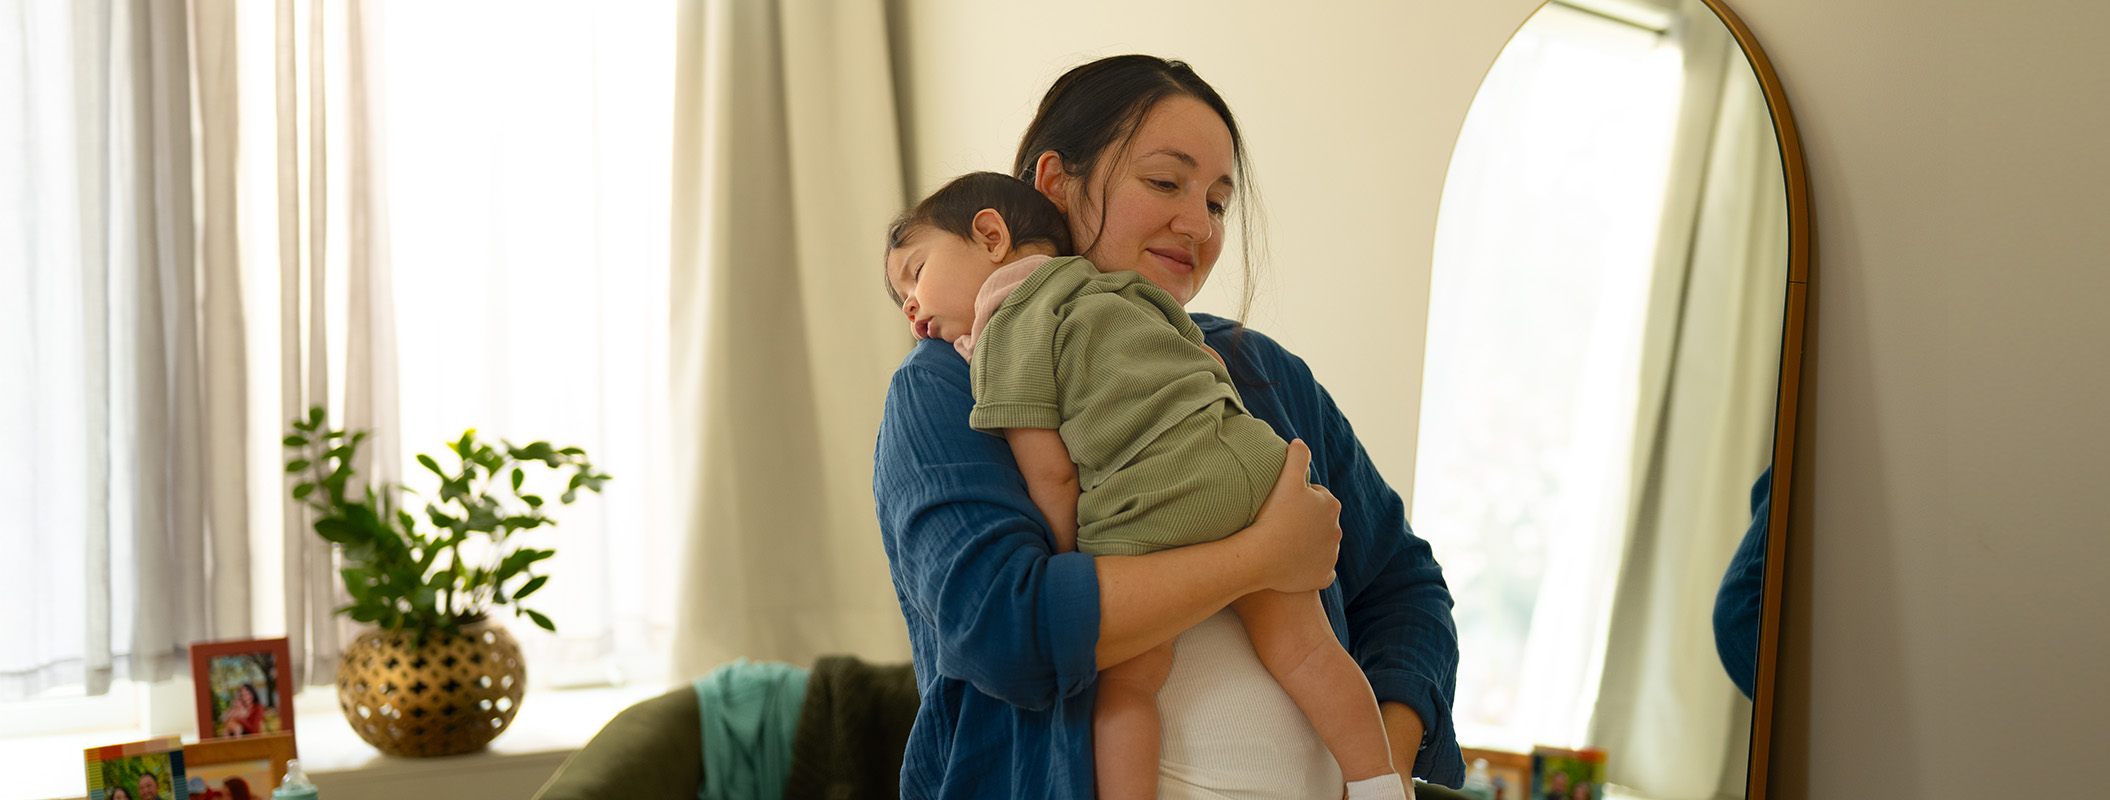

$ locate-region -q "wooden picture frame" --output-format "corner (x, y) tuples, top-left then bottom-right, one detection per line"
(182, 733), (298, 800)
(189, 637), (296, 740)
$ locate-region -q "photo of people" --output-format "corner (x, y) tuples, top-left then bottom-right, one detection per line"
(186, 758), (272, 800)
(189, 638), (295, 739)
(85, 739), (187, 800)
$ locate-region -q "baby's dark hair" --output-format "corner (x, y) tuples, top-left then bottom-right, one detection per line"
(883, 171), (1073, 307)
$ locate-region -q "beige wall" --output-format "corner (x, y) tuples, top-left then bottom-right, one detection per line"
(893, 1), (2110, 796)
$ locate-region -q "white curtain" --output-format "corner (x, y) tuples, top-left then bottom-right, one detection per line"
(1590, 3), (1788, 796)
(377, 0), (682, 687)
(1413, 2), (1686, 750)
(0, 0), (402, 700)
(668, 0), (914, 677)
(254, 0), (401, 687)
(1, 0), (254, 698)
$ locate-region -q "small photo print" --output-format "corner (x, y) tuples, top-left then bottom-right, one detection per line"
(181, 732), (296, 800)
(189, 637), (295, 739)
(186, 757), (272, 800)
(85, 738), (188, 800)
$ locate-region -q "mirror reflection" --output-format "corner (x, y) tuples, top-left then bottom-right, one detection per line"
(1414, 1), (1788, 797)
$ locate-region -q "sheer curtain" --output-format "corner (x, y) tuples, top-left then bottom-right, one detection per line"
(667, 0), (913, 677)
(1412, 3), (1685, 750)
(4, 0), (435, 704)
(1589, 3), (1788, 795)
(377, 0), (682, 687)
(2, 0), (252, 701)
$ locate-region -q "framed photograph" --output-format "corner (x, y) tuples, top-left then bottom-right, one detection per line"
(182, 733), (297, 800)
(85, 737), (188, 800)
(189, 637), (295, 739)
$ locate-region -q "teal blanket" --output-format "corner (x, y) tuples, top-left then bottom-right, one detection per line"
(695, 659), (810, 800)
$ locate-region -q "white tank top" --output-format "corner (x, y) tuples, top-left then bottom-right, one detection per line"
(1155, 608), (1345, 798)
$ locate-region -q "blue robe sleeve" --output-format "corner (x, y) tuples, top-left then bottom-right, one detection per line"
(874, 340), (1101, 710)
(1714, 466), (1773, 700)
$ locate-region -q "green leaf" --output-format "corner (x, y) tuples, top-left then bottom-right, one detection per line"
(341, 568), (371, 600)
(293, 483), (315, 500)
(559, 446), (585, 457)
(525, 609), (556, 632)
(285, 459), (311, 474)
(283, 435), (309, 448)
(324, 429), (346, 439)
(522, 494), (544, 508)
(427, 506), (460, 529)
(308, 406), (326, 425)
(313, 517), (366, 544)
(511, 467), (524, 492)
(561, 490), (578, 504)
(514, 575), (548, 600)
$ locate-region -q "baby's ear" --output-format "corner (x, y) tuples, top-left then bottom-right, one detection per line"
(971, 208), (1014, 262)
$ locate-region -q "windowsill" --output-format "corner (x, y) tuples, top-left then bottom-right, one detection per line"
(8, 682), (671, 800)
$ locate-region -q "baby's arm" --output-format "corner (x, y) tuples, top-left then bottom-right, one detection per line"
(1003, 427), (1079, 554)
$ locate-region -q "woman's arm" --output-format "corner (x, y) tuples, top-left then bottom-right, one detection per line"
(1003, 427), (1078, 553)
(1093, 438), (1342, 669)
(877, 344), (1344, 698)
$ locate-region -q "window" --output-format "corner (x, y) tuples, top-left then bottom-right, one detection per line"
(2, 0), (683, 741)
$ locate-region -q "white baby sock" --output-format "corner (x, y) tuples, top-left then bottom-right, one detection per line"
(1345, 773), (1410, 800)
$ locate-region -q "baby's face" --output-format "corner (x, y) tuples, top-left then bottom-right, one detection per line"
(886, 227), (1007, 344)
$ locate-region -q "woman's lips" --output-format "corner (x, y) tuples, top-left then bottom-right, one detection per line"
(1148, 248), (1194, 272)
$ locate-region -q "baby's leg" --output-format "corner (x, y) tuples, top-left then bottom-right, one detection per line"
(1230, 590), (1399, 787)
(1094, 640), (1175, 800)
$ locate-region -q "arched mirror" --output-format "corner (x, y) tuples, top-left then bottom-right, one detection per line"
(1413, 0), (1806, 797)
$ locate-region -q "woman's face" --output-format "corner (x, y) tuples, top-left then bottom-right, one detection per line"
(1052, 95), (1236, 306)
(238, 685), (257, 705)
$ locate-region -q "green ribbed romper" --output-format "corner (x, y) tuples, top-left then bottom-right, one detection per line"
(967, 256), (1288, 557)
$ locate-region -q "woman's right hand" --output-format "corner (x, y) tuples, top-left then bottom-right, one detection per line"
(1245, 439), (1342, 594)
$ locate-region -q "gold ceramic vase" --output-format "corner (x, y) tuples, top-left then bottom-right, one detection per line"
(335, 616), (527, 757)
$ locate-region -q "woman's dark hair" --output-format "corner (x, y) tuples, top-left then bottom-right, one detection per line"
(1013, 54), (1269, 376)
(883, 172), (1073, 307)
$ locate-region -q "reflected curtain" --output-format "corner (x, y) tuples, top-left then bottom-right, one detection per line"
(668, 0), (913, 677)
(1591, 3), (1789, 797)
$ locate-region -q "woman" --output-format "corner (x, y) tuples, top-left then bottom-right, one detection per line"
(219, 683), (267, 736)
(873, 55), (1462, 798)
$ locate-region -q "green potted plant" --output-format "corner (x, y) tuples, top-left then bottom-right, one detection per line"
(283, 406), (609, 757)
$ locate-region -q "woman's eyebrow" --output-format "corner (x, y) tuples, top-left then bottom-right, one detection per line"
(1136, 147), (1236, 191)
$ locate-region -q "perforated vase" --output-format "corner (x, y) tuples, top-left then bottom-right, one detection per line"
(335, 617), (527, 757)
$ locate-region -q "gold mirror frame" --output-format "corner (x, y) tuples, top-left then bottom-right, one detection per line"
(1711, 0), (1812, 795)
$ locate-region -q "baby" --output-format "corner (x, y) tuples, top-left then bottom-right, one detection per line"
(884, 172), (1408, 800)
